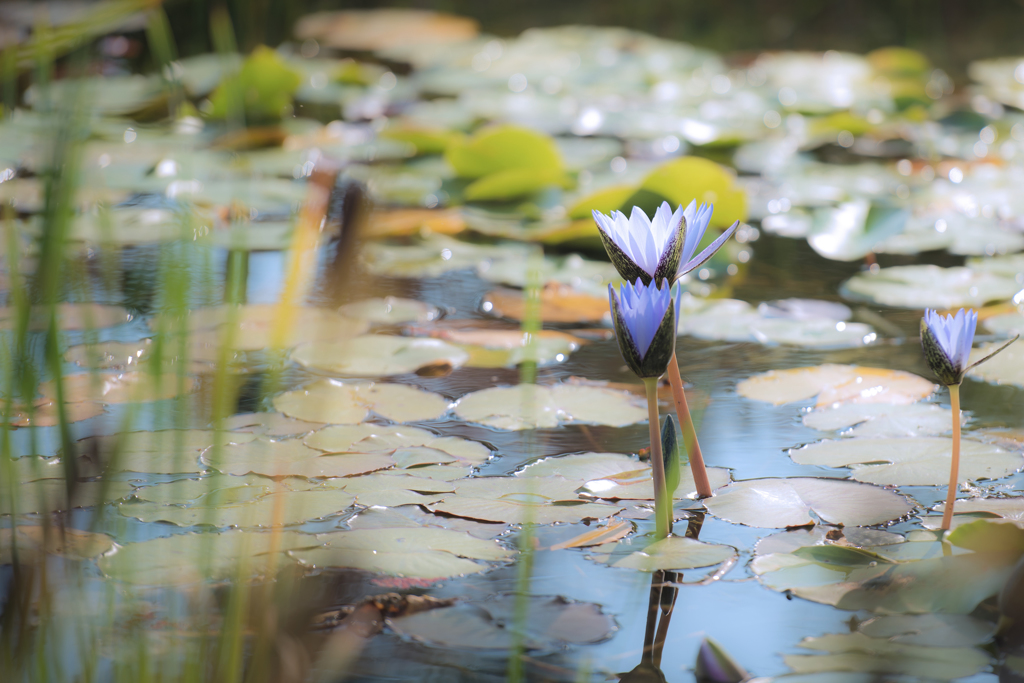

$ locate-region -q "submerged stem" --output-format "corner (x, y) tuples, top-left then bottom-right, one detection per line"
(667, 351), (712, 498)
(644, 378), (671, 539)
(941, 384), (962, 531)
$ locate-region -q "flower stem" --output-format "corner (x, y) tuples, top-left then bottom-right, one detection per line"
(644, 378), (672, 539)
(667, 351), (712, 498)
(941, 383), (962, 531)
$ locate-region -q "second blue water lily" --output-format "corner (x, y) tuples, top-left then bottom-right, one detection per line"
(608, 278), (676, 379)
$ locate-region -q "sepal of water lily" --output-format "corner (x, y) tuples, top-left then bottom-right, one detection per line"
(609, 279), (676, 379)
(593, 203), (685, 286)
(920, 308), (999, 386)
(676, 201), (739, 278)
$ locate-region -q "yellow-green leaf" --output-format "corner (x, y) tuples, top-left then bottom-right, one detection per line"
(464, 167), (568, 202)
(567, 185), (637, 220)
(637, 157), (746, 227)
(206, 46), (302, 122)
(445, 124), (563, 179)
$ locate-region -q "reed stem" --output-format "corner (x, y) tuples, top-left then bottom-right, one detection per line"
(666, 351), (712, 498)
(644, 378), (671, 539)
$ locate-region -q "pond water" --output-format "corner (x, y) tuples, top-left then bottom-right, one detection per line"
(3, 6), (1024, 683)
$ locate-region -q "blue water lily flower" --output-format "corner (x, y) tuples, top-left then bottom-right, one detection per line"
(593, 203), (685, 286)
(921, 308), (976, 386)
(609, 278), (676, 379)
(593, 201), (739, 287)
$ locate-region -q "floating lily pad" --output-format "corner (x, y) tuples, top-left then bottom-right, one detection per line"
(807, 200), (909, 262)
(363, 235), (534, 279)
(482, 285), (610, 324)
(41, 372), (196, 405)
(789, 437), (1021, 486)
(132, 474), (277, 504)
(8, 399), (106, 427)
(840, 265), (1021, 309)
(704, 478), (914, 528)
(305, 424), (490, 464)
(0, 526), (115, 563)
(410, 325), (584, 367)
(98, 530), (318, 585)
(477, 252), (621, 299)
(2, 480), (135, 515)
(926, 496), (1024, 522)
(454, 383), (647, 430)
(737, 364), (934, 408)
(858, 614), (996, 647)
(294, 9), (478, 51)
(208, 438), (392, 479)
(291, 334), (469, 376)
(677, 297), (876, 348)
(223, 412), (326, 437)
(0, 303), (132, 331)
(75, 430), (258, 476)
(273, 379), (449, 424)
(335, 472), (454, 507)
(388, 595), (615, 650)
(429, 477), (621, 524)
(803, 403), (958, 437)
(596, 535), (737, 571)
(982, 310), (1024, 337)
(547, 518), (633, 550)
(338, 297), (440, 324)
(967, 339), (1024, 387)
(117, 487), (355, 528)
(291, 527), (509, 579)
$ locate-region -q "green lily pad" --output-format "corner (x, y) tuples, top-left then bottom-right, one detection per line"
(207, 438), (392, 479)
(40, 372), (196, 405)
(206, 46), (302, 122)
(335, 472), (453, 507)
(338, 297), (440, 324)
(0, 303), (132, 331)
(74, 430), (258, 476)
(858, 614), (995, 647)
(362, 234), (535, 279)
(98, 530), (318, 585)
(1, 480), (135, 515)
(132, 474), (278, 504)
(789, 437), (1021, 486)
(840, 265), (1021, 309)
(704, 477), (915, 528)
(445, 124), (566, 200)
(476, 252), (621, 299)
(803, 403), (957, 437)
(808, 200), (909, 262)
(223, 412), (326, 437)
(982, 310), (1024, 337)
(967, 339), (1024, 387)
(273, 379), (450, 424)
(388, 595), (615, 650)
(291, 527), (511, 579)
(305, 424), (490, 464)
(291, 334), (469, 377)
(454, 382), (647, 430)
(429, 476), (621, 525)
(0, 526), (115, 563)
(637, 156), (746, 228)
(737, 364), (935, 408)
(596, 535), (737, 571)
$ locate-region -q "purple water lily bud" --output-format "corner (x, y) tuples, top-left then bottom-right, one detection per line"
(921, 308), (1018, 386)
(593, 202), (686, 286)
(694, 637), (749, 683)
(609, 278), (676, 379)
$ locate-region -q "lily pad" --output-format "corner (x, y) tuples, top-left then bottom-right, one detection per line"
(482, 285), (610, 324)
(808, 200), (910, 262)
(291, 527), (509, 579)
(967, 339), (1024, 387)
(362, 235), (534, 279)
(789, 437), (1021, 486)
(388, 595), (615, 650)
(273, 379), (449, 424)
(305, 424), (490, 465)
(409, 325), (584, 367)
(40, 372), (196, 405)
(294, 9), (478, 51)
(338, 297), (440, 324)
(454, 382), (647, 430)
(840, 265), (1021, 309)
(207, 438), (392, 479)
(803, 403), (958, 437)
(429, 477), (621, 525)
(98, 530), (318, 585)
(8, 399), (106, 427)
(0, 303), (132, 331)
(737, 364), (935, 408)
(291, 334), (469, 377)
(75, 430), (258, 476)
(0, 526), (115, 563)
(596, 535), (737, 571)
(704, 477), (914, 528)
(2, 480), (135, 515)
(334, 472), (454, 507)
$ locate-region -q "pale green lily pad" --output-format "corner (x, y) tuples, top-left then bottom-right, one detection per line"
(0, 303), (133, 331)
(273, 379), (450, 424)
(737, 364), (935, 408)
(0, 526), (115, 563)
(704, 478), (914, 528)
(926, 497), (1024, 522)
(68, 208), (193, 245)
(407, 326), (584, 368)
(132, 474), (278, 504)
(858, 614), (995, 647)
(362, 234), (535, 279)
(597, 535), (737, 571)
(677, 297), (876, 348)
(75, 430), (258, 476)
(223, 412), (326, 437)
(477, 252), (621, 299)
(334, 472), (453, 507)
(116, 488), (355, 528)
(789, 437), (1021, 486)
(41, 372), (196, 405)
(803, 403), (957, 437)
(967, 339), (1024, 387)
(752, 521), (1024, 614)
(207, 438), (392, 479)
(338, 297), (440, 324)
(291, 527), (512, 579)
(840, 265), (1021, 309)
(3, 456), (64, 482)
(982, 311), (1024, 336)
(1, 480), (136, 514)
(807, 200), (909, 262)
(291, 334), (469, 376)
(454, 383), (647, 430)
(785, 632), (989, 680)
(305, 424), (490, 464)
(388, 594), (615, 650)
(98, 530), (318, 586)
(429, 477), (621, 525)
(967, 252), (1024, 280)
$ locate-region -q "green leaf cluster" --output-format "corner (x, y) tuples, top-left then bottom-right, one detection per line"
(206, 46), (302, 123)
(445, 124), (569, 201)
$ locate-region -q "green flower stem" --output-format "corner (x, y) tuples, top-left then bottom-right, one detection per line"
(941, 383), (962, 531)
(667, 351), (712, 498)
(644, 378), (672, 539)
